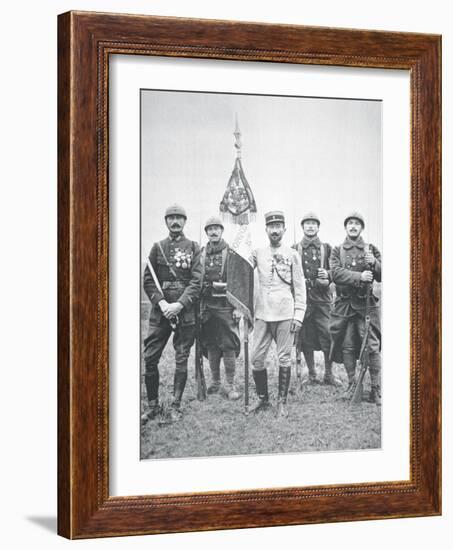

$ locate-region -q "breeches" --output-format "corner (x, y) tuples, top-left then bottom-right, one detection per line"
(201, 307), (240, 354)
(251, 319), (293, 370)
(143, 320), (196, 375)
(343, 315), (380, 357)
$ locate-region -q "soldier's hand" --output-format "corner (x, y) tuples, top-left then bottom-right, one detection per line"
(360, 270), (374, 283)
(232, 309), (242, 323)
(317, 268), (328, 279)
(364, 252), (376, 266)
(165, 302), (183, 319)
(290, 319), (302, 333)
(158, 299), (170, 315)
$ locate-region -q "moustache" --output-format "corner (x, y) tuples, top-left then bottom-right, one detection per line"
(171, 224), (181, 229)
(271, 233), (279, 237)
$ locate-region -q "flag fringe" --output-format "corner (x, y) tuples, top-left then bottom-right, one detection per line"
(220, 212), (256, 225)
(226, 291), (254, 328)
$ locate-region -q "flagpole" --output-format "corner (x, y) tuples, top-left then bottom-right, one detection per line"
(236, 114), (250, 417)
(243, 318), (250, 415)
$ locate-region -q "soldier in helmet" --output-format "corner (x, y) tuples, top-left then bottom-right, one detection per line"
(293, 212), (340, 385)
(250, 211), (306, 417)
(142, 204), (202, 423)
(329, 212), (382, 404)
(199, 216), (241, 400)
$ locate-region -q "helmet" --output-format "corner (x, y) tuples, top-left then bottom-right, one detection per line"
(344, 211), (365, 228)
(204, 216), (224, 231)
(164, 204), (187, 219)
(301, 212), (320, 225)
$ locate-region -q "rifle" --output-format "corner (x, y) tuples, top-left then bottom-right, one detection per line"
(349, 251), (373, 405)
(194, 304), (207, 401)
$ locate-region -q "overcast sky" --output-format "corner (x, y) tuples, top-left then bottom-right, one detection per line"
(141, 89), (382, 255)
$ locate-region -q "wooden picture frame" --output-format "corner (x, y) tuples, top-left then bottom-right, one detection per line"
(58, 11), (441, 539)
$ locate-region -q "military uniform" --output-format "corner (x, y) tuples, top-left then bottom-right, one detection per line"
(251, 211), (306, 415)
(329, 214), (382, 402)
(200, 231), (241, 399)
(143, 229), (202, 418)
(293, 235), (336, 383)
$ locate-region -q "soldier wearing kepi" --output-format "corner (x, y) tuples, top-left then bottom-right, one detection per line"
(200, 216), (241, 400)
(142, 204), (202, 423)
(293, 212), (339, 385)
(329, 212), (382, 404)
(251, 211), (306, 417)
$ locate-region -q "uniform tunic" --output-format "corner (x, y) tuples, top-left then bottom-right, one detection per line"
(200, 239), (240, 356)
(253, 245), (306, 323)
(251, 244), (306, 370)
(329, 235), (382, 363)
(143, 233), (202, 370)
(293, 236), (332, 352)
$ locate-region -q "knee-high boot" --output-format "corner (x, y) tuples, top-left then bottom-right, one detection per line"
(141, 365), (160, 423)
(250, 369), (270, 413)
(169, 365), (188, 422)
(223, 350), (240, 400)
(342, 350), (357, 390)
(303, 349), (319, 383)
(322, 352), (341, 386)
(207, 349), (221, 394)
(368, 353), (381, 405)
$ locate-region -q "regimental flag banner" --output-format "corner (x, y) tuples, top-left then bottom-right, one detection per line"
(220, 117), (257, 226)
(227, 225), (254, 326)
(219, 158), (257, 225)
(221, 117), (256, 326)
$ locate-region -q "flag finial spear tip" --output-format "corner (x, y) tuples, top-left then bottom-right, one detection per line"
(233, 114), (242, 156)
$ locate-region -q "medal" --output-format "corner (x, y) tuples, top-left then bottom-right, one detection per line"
(182, 262), (187, 269)
(352, 258), (356, 267)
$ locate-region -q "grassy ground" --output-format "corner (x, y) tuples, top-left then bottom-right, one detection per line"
(140, 303), (381, 460)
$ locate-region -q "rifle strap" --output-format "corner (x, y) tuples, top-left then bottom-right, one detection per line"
(200, 247), (206, 288)
(320, 243), (326, 269)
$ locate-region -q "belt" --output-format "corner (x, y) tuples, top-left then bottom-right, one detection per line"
(162, 281), (186, 290)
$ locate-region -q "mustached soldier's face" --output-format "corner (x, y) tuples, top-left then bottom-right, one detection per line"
(165, 215), (186, 234)
(205, 225), (223, 244)
(266, 222), (286, 245)
(345, 219), (363, 239)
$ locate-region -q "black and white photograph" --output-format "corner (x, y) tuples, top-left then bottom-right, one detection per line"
(140, 89), (382, 460)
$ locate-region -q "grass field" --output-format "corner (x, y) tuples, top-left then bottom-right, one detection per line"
(140, 303), (381, 460)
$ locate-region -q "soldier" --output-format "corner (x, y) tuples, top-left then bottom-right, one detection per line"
(329, 212), (382, 405)
(200, 216), (241, 400)
(142, 204), (202, 423)
(251, 211), (306, 417)
(293, 212), (340, 385)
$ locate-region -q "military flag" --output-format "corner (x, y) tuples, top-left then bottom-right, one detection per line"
(220, 117), (256, 327)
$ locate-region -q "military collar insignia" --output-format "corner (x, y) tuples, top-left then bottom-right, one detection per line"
(302, 236), (322, 249)
(169, 232), (185, 242)
(342, 235), (365, 249)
